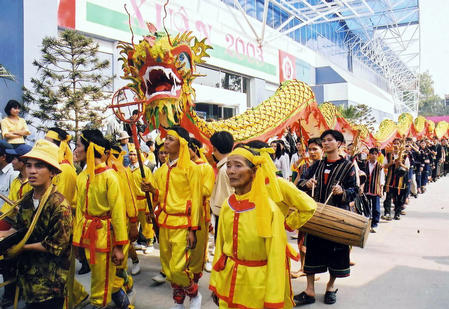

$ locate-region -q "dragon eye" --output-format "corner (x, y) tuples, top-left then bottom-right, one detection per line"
(177, 52), (191, 71)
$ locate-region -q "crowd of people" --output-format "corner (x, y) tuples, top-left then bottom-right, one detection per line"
(0, 99), (448, 309)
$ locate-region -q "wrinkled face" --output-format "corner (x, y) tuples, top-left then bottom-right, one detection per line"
(308, 144), (323, 161)
(226, 155), (255, 191)
(26, 158), (55, 188)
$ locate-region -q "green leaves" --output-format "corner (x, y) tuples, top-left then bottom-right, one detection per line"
(23, 29), (113, 139)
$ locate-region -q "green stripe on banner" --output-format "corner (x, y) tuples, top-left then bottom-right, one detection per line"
(86, 1), (276, 76)
(209, 45), (276, 76)
(86, 2), (148, 35)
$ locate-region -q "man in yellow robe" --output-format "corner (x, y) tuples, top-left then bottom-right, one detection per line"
(72, 129), (129, 309)
(128, 143), (155, 254)
(188, 138), (215, 283)
(141, 126), (202, 309)
(108, 145), (139, 297)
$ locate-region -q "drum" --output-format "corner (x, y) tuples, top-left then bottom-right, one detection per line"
(299, 203), (371, 248)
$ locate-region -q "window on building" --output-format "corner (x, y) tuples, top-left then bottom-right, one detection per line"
(194, 65), (248, 93)
(195, 103), (236, 121)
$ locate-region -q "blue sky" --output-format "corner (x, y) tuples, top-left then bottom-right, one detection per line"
(420, 0), (449, 97)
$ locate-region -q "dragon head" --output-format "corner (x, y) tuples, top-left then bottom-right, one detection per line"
(118, 25), (211, 130)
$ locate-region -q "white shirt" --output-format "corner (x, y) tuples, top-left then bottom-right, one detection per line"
(210, 157), (233, 216)
(0, 163), (19, 209)
(274, 153), (291, 179)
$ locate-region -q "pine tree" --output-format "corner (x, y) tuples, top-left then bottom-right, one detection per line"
(23, 30), (112, 140)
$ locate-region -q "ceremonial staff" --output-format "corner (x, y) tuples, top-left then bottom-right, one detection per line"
(110, 87), (159, 240)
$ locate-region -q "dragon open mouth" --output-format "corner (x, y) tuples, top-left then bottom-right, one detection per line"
(143, 66), (181, 100)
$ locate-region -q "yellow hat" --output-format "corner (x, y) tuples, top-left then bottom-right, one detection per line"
(21, 139), (62, 173)
(45, 129), (74, 166)
(128, 143), (137, 154)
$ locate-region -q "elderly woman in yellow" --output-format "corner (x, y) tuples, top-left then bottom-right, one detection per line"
(72, 129), (129, 309)
(209, 146), (293, 309)
(1, 100), (30, 147)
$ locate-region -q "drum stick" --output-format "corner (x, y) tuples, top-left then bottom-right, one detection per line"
(311, 175), (315, 197)
(324, 181), (340, 206)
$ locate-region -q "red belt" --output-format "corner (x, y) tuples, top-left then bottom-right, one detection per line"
(136, 196), (146, 200)
(213, 254), (267, 271)
(230, 256), (267, 267)
(82, 213), (111, 264)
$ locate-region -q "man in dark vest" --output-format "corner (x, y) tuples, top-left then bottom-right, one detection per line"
(295, 130), (358, 306)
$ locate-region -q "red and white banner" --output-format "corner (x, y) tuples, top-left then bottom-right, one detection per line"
(279, 50), (296, 83)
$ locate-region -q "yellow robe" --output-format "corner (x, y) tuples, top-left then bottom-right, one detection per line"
(190, 160), (215, 276)
(73, 163), (128, 307)
(209, 192), (292, 309)
(130, 164), (155, 240)
(107, 165), (138, 294)
(275, 178), (317, 231)
(8, 176), (32, 202)
(153, 160), (202, 229)
(153, 160), (202, 287)
(52, 161), (77, 209)
(73, 163), (128, 250)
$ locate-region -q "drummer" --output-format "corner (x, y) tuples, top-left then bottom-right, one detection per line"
(295, 130), (358, 306)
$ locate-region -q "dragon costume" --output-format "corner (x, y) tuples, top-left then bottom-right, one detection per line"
(114, 25), (449, 148)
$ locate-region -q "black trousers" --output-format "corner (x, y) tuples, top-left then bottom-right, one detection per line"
(384, 189), (406, 217)
(26, 297), (64, 309)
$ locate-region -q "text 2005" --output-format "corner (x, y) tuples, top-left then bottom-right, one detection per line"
(225, 34), (264, 62)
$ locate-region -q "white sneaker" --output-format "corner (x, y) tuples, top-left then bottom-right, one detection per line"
(169, 304), (185, 309)
(204, 262), (212, 273)
(189, 292), (202, 309)
(144, 245), (154, 255)
(133, 242), (142, 250)
(131, 262), (141, 275)
(152, 272), (166, 283)
(207, 254), (214, 263)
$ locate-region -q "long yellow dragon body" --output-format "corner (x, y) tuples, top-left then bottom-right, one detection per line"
(116, 27), (448, 146)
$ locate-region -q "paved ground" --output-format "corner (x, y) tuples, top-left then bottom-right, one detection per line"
(4, 176), (449, 308)
(126, 175), (449, 308)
